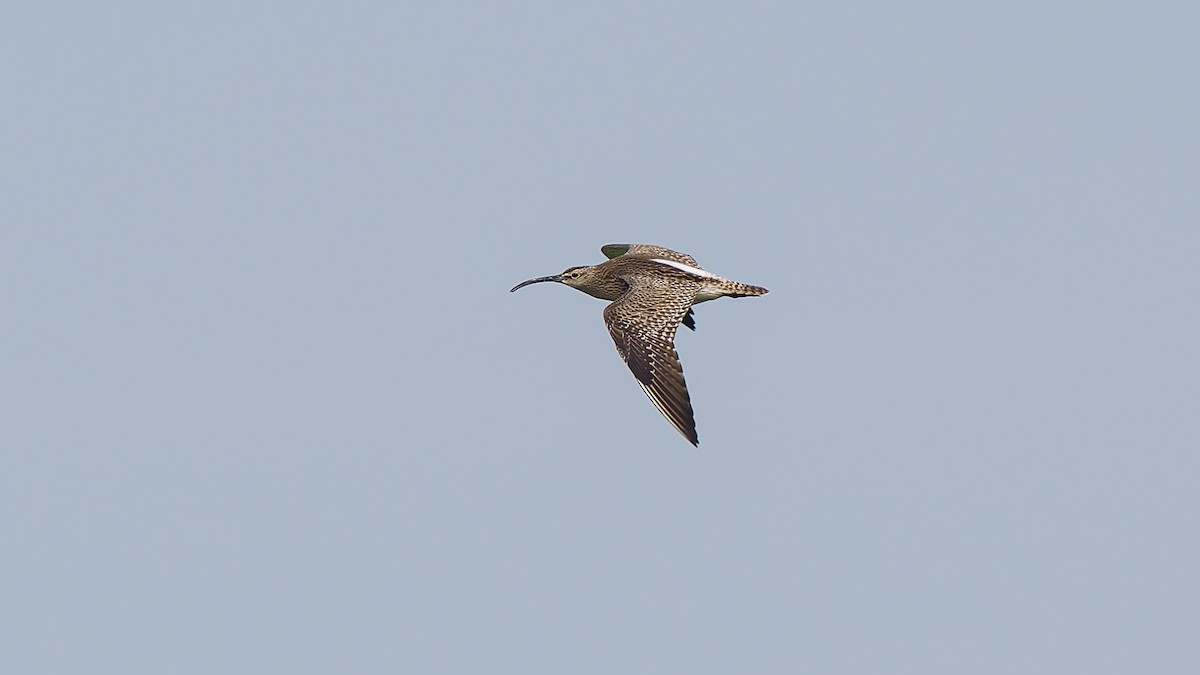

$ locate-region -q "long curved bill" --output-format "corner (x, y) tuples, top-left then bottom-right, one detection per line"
(509, 275), (562, 292)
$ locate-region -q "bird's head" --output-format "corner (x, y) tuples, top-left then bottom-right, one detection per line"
(510, 265), (594, 292)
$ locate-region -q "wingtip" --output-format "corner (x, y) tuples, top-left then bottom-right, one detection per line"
(677, 421), (700, 447)
(601, 243), (630, 259)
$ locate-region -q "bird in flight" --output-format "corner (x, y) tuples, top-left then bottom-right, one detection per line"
(510, 243), (769, 446)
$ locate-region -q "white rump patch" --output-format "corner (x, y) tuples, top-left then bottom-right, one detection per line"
(649, 258), (718, 279)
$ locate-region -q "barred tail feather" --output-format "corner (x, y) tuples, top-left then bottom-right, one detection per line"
(727, 282), (769, 297)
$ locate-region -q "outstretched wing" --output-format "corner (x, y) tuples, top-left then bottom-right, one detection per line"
(602, 276), (700, 446)
(601, 243), (699, 267)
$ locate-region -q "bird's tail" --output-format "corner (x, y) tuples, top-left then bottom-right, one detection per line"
(724, 281), (769, 297)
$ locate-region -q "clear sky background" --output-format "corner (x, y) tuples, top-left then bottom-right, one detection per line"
(3, 2), (1198, 673)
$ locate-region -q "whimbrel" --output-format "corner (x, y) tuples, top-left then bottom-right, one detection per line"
(510, 243), (769, 446)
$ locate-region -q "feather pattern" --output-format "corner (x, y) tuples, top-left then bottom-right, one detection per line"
(603, 273), (700, 445)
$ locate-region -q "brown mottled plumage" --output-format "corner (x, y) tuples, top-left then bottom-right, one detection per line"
(510, 243), (768, 446)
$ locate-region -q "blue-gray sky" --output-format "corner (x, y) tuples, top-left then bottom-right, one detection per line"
(3, 2), (1198, 673)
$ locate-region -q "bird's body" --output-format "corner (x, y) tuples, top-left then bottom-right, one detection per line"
(510, 243), (768, 446)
